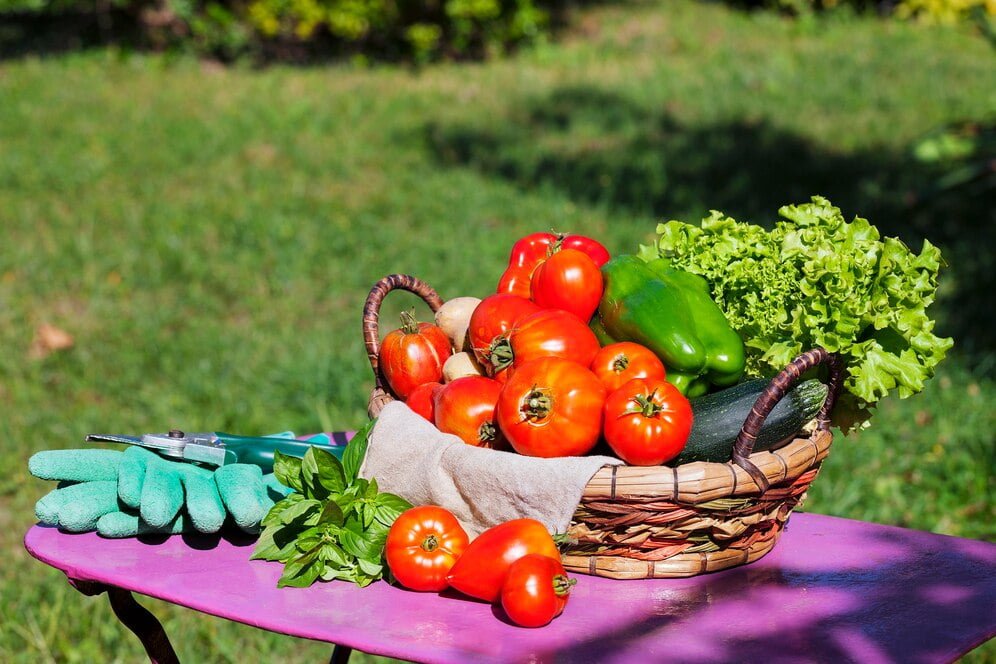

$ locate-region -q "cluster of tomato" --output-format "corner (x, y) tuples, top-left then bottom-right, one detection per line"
(378, 231), (693, 466)
(385, 506), (573, 628)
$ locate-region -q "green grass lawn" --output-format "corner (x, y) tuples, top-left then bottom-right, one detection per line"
(1, 1), (994, 661)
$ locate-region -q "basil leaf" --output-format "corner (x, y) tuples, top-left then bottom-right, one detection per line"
(312, 446), (346, 494)
(365, 477), (379, 499)
(343, 419), (373, 482)
(351, 478), (369, 497)
(319, 500), (344, 526)
(301, 448), (330, 501)
(340, 520), (381, 560)
(272, 452), (303, 492)
(357, 559), (383, 577)
(261, 492), (303, 527)
(375, 492), (412, 515)
(251, 526), (290, 561)
(277, 549), (322, 589)
(320, 566), (348, 582)
(280, 498), (321, 525)
(334, 492), (356, 518)
(319, 542), (348, 566)
(295, 526), (325, 552)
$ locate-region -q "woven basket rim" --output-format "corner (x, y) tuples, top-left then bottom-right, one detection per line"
(580, 428), (832, 504)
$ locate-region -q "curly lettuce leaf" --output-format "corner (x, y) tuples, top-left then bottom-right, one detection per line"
(646, 196), (953, 431)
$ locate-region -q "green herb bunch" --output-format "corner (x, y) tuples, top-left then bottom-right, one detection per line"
(640, 196), (953, 431)
(251, 422), (412, 588)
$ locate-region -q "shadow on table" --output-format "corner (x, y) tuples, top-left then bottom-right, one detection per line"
(425, 86), (996, 364)
(534, 527), (995, 662)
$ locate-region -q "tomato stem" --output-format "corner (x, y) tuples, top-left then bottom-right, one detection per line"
(521, 385), (552, 420)
(421, 534), (439, 552)
(552, 574), (576, 597)
(629, 390), (663, 418)
(399, 309), (420, 335)
(547, 232), (566, 257)
(612, 354), (630, 372)
(488, 337), (514, 371)
(478, 421), (498, 444)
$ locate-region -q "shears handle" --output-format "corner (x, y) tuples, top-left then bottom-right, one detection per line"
(215, 433), (347, 473)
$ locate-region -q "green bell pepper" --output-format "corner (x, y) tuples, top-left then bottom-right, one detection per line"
(595, 255), (745, 394)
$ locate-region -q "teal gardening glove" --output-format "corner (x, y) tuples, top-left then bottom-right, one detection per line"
(29, 433), (329, 537)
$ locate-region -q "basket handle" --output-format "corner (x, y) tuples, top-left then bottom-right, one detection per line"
(362, 274), (445, 400)
(731, 348), (844, 493)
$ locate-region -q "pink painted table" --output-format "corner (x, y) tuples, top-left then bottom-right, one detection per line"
(24, 511), (996, 663)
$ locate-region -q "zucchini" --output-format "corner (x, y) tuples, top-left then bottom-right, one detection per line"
(673, 378), (828, 465)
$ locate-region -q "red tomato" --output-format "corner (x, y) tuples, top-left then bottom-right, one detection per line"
(380, 312), (451, 399)
(603, 378), (693, 466)
(386, 506), (469, 592)
(506, 232), (558, 269)
(501, 554), (575, 628)
(406, 382), (443, 422)
(497, 233), (610, 298)
(590, 342), (667, 393)
(433, 376), (505, 449)
(468, 295), (541, 374)
(530, 249), (603, 322)
(446, 519), (560, 602)
(496, 265), (533, 299)
(508, 309), (601, 370)
(560, 235), (610, 267)
(497, 357), (607, 457)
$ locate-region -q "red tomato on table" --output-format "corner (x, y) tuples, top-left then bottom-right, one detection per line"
(446, 518), (560, 602)
(501, 554), (575, 628)
(386, 506), (469, 592)
(603, 378), (693, 465)
(496, 357), (607, 458)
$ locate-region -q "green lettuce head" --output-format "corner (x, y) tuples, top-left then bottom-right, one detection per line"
(643, 196), (953, 431)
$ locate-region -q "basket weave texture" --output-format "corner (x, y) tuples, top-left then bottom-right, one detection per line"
(363, 274), (843, 579)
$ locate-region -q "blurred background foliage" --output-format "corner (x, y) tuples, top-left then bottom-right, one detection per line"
(1, 0), (994, 61)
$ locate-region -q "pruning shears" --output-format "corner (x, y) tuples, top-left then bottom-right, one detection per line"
(86, 429), (348, 473)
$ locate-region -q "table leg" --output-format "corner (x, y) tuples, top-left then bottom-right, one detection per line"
(329, 644), (353, 664)
(68, 579), (180, 664)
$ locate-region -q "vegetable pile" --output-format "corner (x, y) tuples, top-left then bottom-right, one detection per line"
(386, 507), (575, 628)
(638, 196), (953, 430)
(253, 197), (951, 627)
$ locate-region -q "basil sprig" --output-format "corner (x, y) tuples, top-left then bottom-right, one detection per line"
(251, 421), (411, 588)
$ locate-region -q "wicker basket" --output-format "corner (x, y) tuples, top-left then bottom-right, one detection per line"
(362, 274), (843, 579)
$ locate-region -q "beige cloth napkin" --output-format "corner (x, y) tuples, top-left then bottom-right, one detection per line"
(360, 401), (622, 538)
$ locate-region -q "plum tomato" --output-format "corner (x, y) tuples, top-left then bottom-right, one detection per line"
(446, 518), (560, 602)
